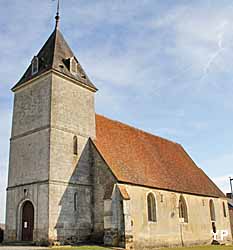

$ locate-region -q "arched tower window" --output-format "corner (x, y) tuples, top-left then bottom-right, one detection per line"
(147, 193), (157, 222)
(74, 192), (78, 211)
(73, 136), (78, 155)
(209, 199), (216, 221)
(31, 56), (39, 75)
(179, 195), (188, 223)
(223, 202), (227, 218)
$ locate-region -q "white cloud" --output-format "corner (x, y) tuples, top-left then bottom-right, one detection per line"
(73, 1), (233, 101)
(143, 3), (233, 95)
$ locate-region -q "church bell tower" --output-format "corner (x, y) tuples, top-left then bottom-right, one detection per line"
(5, 6), (97, 243)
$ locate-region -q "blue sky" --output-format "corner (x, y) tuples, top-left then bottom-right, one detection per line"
(0, 0), (233, 223)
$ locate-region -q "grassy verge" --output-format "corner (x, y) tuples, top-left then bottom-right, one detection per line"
(51, 246), (112, 250)
(51, 245), (233, 250)
(163, 246), (233, 250)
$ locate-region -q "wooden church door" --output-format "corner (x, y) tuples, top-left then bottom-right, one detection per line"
(22, 201), (34, 241)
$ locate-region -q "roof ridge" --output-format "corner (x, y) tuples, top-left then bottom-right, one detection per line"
(96, 113), (180, 146)
(51, 28), (58, 68)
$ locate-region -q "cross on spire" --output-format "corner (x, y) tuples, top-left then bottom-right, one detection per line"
(55, 0), (60, 29)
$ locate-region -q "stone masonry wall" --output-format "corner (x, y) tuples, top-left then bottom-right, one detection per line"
(91, 144), (117, 242)
(104, 186), (130, 248)
(5, 74), (52, 242)
(229, 208), (233, 237)
(123, 184), (232, 249)
(5, 183), (49, 242)
(8, 129), (50, 187)
(50, 74), (95, 140)
(11, 74), (52, 137)
(6, 71), (97, 243)
(48, 73), (96, 242)
(8, 74), (52, 187)
(48, 182), (92, 243)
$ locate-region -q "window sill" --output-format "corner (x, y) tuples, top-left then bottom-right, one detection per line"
(148, 221), (158, 224)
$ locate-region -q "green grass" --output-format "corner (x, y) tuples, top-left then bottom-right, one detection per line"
(163, 246), (233, 250)
(51, 246), (112, 250)
(51, 245), (233, 250)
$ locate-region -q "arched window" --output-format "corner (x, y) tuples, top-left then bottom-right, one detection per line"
(31, 56), (39, 75)
(147, 193), (157, 222)
(74, 192), (78, 211)
(209, 199), (216, 221)
(179, 195), (188, 223)
(73, 136), (78, 155)
(223, 202), (227, 218)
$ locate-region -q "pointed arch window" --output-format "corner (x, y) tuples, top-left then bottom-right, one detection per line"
(223, 202), (227, 218)
(147, 193), (157, 222)
(209, 199), (216, 221)
(73, 136), (78, 155)
(74, 192), (78, 211)
(31, 56), (39, 75)
(179, 195), (188, 223)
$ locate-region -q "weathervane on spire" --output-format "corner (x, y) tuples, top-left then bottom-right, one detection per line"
(55, 0), (60, 29)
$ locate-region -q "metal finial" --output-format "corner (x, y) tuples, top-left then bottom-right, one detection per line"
(55, 0), (60, 29)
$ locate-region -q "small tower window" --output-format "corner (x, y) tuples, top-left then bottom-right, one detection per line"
(147, 193), (157, 222)
(74, 192), (78, 211)
(31, 56), (39, 75)
(179, 195), (188, 223)
(73, 136), (78, 155)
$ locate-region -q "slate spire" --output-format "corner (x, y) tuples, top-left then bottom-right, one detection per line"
(12, 3), (97, 92)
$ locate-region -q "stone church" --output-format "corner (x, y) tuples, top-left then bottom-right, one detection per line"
(5, 10), (232, 249)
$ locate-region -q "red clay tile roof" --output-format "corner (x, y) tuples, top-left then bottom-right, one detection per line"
(94, 114), (225, 198)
